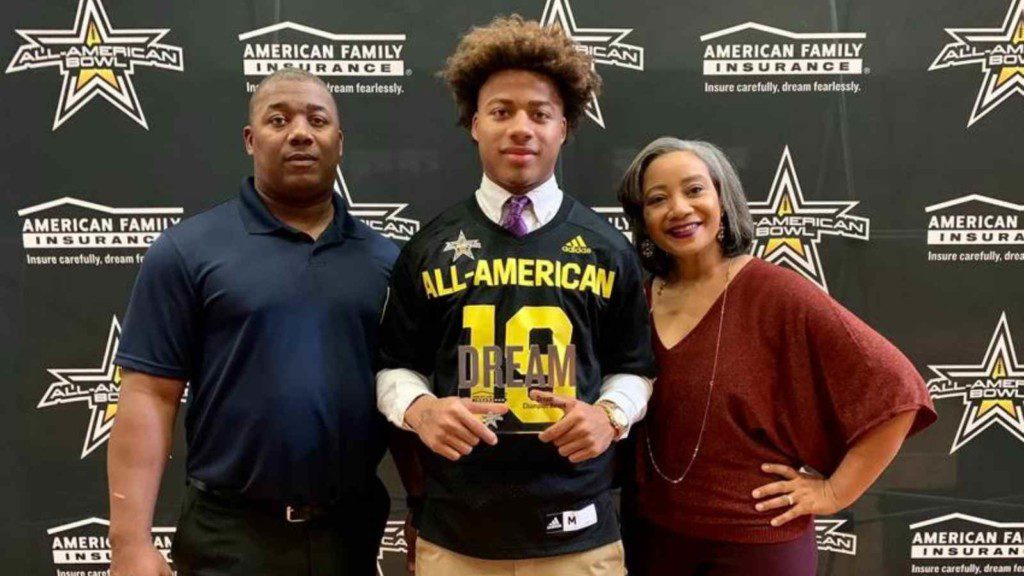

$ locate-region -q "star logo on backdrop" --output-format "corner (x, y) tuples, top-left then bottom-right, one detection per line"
(927, 313), (1024, 453)
(815, 518), (858, 555)
(443, 231), (482, 262)
(376, 520), (406, 576)
(540, 0), (644, 128)
(928, 0), (1024, 127)
(38, 316), (123, 458)
(333, 167), (421, 242)
(748, 146), (870, 292)
(5, 0), (183, 130)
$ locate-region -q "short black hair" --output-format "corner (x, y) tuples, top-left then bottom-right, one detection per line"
(247, 68), (336, 122)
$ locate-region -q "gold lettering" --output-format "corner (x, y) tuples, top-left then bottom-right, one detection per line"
(518, 258), (535, 286)
(474, 260), (493, 286)
(595, 268), (616, 299)
(431, 268), (451, 297)
(560, 262), (581, 289)
(535, 259), (555, 287)
(579, 265), (597, 295)
(421, 270), (438, 299)
(549, 344), (576, 390)
(447, 265), (467, 294)
(493, 258), (516, 285)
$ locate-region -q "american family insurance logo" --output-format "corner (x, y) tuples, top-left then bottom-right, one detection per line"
(5, 0), (184, 130)
(540, 0), (644, 128)
(910, 513), (1024, 562)
(701, 22), (865, 95)
(929, 0), (1024, 127)
(47, 517), (175, 572)
(239, 21), (407, 96)
(927, 313), (1024, 453)
(591, 206), (632, 241)
(18, 196), (183, 266)
(926, 194), (1024, 264)
(748, 146), (870, 292)
(334, 167), (420, 242)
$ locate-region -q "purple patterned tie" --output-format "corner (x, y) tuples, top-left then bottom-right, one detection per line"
(500, 195), (532, 238)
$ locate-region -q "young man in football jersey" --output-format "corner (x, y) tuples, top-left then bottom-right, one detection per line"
(376, 15), (655, 575)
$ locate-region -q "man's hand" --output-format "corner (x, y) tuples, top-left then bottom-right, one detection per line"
(531, 390), (617, 463)
(404, 396), (508, 461)
(110, 541), (172, 576)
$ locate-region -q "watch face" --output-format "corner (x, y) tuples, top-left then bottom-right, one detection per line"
(603, 403), (627, 429)
(612, 410), (628, 428)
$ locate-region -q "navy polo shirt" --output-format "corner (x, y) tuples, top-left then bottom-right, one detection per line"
(115, 177), (399, 505)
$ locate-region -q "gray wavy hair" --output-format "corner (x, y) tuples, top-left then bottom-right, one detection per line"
(617, 137), (754, 277)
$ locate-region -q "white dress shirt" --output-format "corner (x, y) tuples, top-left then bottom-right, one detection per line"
(376, 174), (652, 436)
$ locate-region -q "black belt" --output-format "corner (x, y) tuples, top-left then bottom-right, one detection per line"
(187, 477), (336, 523)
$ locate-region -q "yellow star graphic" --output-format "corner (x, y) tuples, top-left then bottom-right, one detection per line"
(977, 357), (1017, 417)
(75, 22), (119, 90)
(996, 21), (1024, 87)
(762, 196), (806, 257)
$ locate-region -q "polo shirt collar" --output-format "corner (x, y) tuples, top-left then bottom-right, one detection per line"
(238, 177), (365, 241)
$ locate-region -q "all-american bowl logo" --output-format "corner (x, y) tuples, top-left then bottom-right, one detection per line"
(5, 0), (183, 130)
(748, 146), (870, 292)
(18, 197), (182, 266)
(926, 194), (1024, 264)
(910, 513), (1024, 567)
(701, 23), (864, 95)
(335, 167), (419, 242)
(927, 312), (1024, 453)
(377, 520), (406, 576)
(38, 315), (186, 458)
(239, 22), (406, 96)
(47, 517), (175, 573)
(540, 0), (644, 128)
(815, 518), (857, 555)
(928, 0), (1024, 127)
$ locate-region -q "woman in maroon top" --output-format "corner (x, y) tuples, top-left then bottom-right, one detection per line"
(616, 138), (936, 576)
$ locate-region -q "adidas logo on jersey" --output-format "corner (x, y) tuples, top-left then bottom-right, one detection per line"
(561, 235), (592, 254)
(547, 517), (563, 531)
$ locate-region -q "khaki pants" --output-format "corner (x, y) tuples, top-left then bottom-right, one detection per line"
(416, 537), (626, 576)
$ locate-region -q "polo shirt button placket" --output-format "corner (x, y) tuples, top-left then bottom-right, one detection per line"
(308, 245), (328, 268)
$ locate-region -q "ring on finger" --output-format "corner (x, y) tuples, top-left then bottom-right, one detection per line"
(784, 494), (794, 506)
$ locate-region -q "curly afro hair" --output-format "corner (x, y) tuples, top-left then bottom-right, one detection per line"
(440, 15), (602, 132)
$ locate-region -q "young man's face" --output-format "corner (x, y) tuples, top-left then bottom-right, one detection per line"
(243, 79), (342, 203)
(471, 69), (568, 195)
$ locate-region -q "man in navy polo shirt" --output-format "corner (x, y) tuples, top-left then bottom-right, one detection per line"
(107, 68), (398, 576)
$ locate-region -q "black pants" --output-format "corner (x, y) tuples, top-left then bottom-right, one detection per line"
(171, 481), (390, 576)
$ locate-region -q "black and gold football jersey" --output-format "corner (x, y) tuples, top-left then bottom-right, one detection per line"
(379, 193), (655, 558)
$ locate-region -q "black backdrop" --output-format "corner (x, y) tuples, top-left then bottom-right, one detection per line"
(4, 0), (1024, 574)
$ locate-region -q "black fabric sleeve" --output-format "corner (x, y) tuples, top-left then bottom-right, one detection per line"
(598, 248), (657, 378)
(377, 245), (435, 375)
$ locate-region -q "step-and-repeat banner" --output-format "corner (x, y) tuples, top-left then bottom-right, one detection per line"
(2, 0), (1022, 574)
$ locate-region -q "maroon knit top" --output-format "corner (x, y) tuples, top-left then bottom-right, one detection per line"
(633, 258), (936, 543)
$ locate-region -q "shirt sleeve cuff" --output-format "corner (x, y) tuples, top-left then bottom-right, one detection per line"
(376, 368), (434, 429)
(598, 373), (654, 439)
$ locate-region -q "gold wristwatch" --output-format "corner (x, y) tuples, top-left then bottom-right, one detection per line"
(597, 400), (628, 439)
